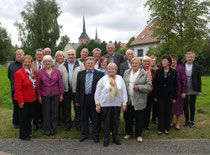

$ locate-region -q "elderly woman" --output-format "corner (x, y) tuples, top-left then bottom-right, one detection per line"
(97, 57), (108, 75)
(154, 56), (178, 135)
(14, 55), (39, 140)
(53, 51), (68, 125)
(95, 63), (127, 147)
(123, 57), (152, 142)
(38, 55), (64, 136)
(183, 52), (201, 128)
(170, 54), (187, 130)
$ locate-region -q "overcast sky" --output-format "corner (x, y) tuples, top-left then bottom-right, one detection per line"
(0, 0), (151, 46)
(0, 0), (209, 46)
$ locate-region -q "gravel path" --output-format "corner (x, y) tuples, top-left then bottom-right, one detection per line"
(0, 139), (210, 155)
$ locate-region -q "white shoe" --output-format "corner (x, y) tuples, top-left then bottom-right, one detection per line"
(137, 136), (143, 142)
(123, 135), (131, 139)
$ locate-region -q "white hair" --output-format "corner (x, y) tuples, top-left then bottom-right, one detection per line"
(185, 51), (195, 58)
(44, 47), (51, 54)
(106, 43), (115, 49)
(93, 48), (101, 54)
(16, 49), (24, 55)
(126, 49), (134, 55)
(43, 55), (53, 63)
(143, 56), (151, 61)
(66, 49), (76, 55)
(55, 51), (64, 58)
(107, 62), (118, 71)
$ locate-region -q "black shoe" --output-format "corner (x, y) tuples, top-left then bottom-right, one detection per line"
(182, 121), (189, 127)
(93, 138), (99, 143)
(80, 137), (88, 142)
(14, 124), (19, 129)
(33, 124), (39, 131)
(189, 122), (194, 128)
(45, 133), (51, 136)
(21, 137), (31, 141)
(103, 140), (109, 147)
(113, 140), (121, 145)
(175, 127), (180, 131)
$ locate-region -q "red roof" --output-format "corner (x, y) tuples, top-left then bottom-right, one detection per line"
(120, 43), (127, 48)
(131, 23), (158, 46)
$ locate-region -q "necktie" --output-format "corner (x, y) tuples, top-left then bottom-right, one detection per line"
(85, 72), (91, 95)
(38, 63), (41, 70)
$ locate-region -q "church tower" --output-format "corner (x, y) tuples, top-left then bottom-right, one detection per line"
(79, 15), (90, 44)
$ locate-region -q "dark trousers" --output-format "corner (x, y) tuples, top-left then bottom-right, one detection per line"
(144, 93), (153, 128)
(124, 104), (144, 137)
(42, 95), (59, 135)
(19, 102), (33, 139)
(80, 95), (99, 139)
(63, 91), (79, 129)
(152, 100), (159, 122)
(11, 91), (19, 126)
(101, 107), (121, 142)
(184, 94), (197, 122)
(58, 100), (64, 124)
(158, 97), (172, 132)
(33, 99), (42, 126)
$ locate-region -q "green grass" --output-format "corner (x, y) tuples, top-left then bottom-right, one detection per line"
(0, 66), (209, 139)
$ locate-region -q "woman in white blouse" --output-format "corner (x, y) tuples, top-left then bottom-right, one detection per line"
(123, 57), (152, 142)
(95, 63), (127, 147)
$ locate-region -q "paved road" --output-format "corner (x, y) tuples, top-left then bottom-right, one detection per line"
(0, 139), (210, 155)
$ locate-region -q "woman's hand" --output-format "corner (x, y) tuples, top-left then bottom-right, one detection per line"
(19, 103), (24, 108)
(59, 94), (63, 102)
(96, 104), (101, 113)
(134, 85), (139, 91)
(172, 99), (176, 103)
(122, 105), (127, 111)
(181, 93), (186, 99)
(39, 96), (42, 104)
(197, 92), (201, 96)
(154, 98), (158, 102)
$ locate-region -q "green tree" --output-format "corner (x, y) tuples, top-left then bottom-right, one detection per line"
(100, 41), (107, 56)
(145, 0), (210, 57)
(126, 36), (135, 48)
(76, 44), (87, 58)
(55, 35), (70, 53)
(87, 40), (100, 56)
(0, 23), (12, 64)
(14, 0), (62, 56)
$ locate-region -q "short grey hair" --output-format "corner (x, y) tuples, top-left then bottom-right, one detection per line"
(66, 49), (76, 55)
(92, 48), (101, 54)
(16, 49), (24, 55)
(143, 56), (151, 61)
(185, 51), (195, 59)
(85, 56), (96, 63)
(106, 43), (115, 49)
(55, 51), (64, 58)
(126, 49), (134, 55)
(44, 47), (51, 54)
(35, 48), (44, 54)
(43, 55), (53, 63)
(107, 62), (118, 71)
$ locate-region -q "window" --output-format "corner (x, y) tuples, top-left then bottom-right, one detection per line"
(137, 49), (143, 57)
(140, 34), (146, 40)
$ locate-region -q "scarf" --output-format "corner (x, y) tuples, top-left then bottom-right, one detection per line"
(109, 76), (118, 101)
(24, 68), (36, 89)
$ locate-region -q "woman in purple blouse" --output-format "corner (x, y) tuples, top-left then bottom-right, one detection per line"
(170, 54), (187, 130)
(38, 55), (64, 136)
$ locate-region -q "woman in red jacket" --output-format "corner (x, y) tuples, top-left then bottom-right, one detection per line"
(14, 55), (39, 141)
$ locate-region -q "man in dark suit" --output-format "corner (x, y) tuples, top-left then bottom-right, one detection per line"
(75, 57), (104, 143)
(103, 43), (124, 73)
(31, 49), (44, 131)
(119, 49), (134, 76)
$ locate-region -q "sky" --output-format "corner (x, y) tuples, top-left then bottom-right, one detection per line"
(0, 0), (151, 46)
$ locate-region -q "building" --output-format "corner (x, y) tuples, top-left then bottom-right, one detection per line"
(131, 22), (159, 58)
(79, 15), (90, 44)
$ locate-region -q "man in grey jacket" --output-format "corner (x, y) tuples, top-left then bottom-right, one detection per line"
(63, 50), (85, 131)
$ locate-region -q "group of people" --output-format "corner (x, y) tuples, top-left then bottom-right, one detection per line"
(8, 43), (201, 147)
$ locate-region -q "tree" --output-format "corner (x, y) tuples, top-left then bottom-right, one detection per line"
(145, 0), (210, 57)
(0, 23), (12, 64)
(100, 41), (107, 56)
(55, 35), (70, 54)
(76, 44), (87, 58)
(126, 36), (135, 48)
(14, 0), (62, 56)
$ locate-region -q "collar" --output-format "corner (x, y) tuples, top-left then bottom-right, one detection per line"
(36, 60), (43, 65)
(86, 69), (94, 74)
(68, 59), (76, 64)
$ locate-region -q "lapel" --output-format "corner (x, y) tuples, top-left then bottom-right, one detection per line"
(34, 61), (38, 73)
(81, 70), (86, 89)
(125, 61), (129, 70)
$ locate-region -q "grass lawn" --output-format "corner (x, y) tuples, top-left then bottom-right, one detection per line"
(0, 66), (209, 139)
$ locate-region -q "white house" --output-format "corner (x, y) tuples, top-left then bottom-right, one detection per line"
(131, 22), (159, 58)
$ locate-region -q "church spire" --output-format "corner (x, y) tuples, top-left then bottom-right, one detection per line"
(83, 13), (86, 33)
(95, 28), (98, 40)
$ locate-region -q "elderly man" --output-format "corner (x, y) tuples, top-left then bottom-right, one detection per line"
(104, 43), (124, 73)
(78, 48), (89, 63)
(63, 50), (85, 131)
(8, 49), (24, 128)
(44, 47), (52, 56)
(142, 56), (156, 130)
(75, 57), (104, 143)
(119, 49), (134, 76)
(31, 49), (44, 131)
(92, 48), (101, 69)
